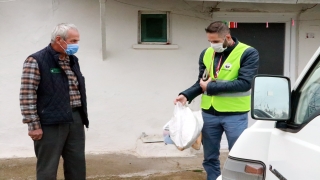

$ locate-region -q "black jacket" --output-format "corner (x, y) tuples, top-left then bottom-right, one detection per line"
(30, 45), (89, 127)
(180, 37), (259, 115)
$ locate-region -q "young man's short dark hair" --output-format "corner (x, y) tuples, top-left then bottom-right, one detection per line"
(205, 21), (230, 37)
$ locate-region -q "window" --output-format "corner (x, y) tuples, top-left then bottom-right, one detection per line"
(138, 11), (170, 44)
(294, 55), (320, 124)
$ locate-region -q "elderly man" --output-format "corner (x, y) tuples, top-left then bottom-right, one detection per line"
(174, 21), (259, 180)
(19, 23), (89, 180)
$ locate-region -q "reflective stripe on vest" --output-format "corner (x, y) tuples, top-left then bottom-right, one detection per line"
(203, 80), (251, 97)
(205, 91), (251, 97)
(201, 42), (251, 112)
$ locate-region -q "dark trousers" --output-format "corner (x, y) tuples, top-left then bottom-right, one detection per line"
(34, 108), (86, 180)
(202, 112), (248, 180)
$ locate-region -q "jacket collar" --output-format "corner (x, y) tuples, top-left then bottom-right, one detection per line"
(223, 37), (239, 55)
(47, 43), (75, 67)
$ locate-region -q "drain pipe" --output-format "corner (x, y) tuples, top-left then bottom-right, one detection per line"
(294, 10), (302, 82)
(100, 0), (107, 60)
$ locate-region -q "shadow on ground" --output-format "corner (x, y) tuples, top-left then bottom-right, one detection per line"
(0, 151), (228, 180)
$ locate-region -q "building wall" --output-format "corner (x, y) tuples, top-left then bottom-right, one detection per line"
(214, 2), (320, 78)
(0, 0), (102, 158)
(0, 0), (216, 158)
(0, 0), (319, 158)
(298, 10), (320, 75)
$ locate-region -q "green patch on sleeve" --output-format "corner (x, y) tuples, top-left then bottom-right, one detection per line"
(50, 68), (62, 73)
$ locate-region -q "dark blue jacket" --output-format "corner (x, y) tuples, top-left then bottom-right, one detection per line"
(30, 45), (89, 127)
(180, 37), (259, 115)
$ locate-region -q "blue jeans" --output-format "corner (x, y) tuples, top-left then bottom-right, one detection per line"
(202, 112), (248, 180)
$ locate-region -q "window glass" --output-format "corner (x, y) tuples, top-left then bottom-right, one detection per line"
(295, 58), (320, 124)
(140, 13), (168, 43)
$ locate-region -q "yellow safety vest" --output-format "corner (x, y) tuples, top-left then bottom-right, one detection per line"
(201, 42), (251, 112)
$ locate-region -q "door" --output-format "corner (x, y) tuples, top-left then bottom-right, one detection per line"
(266, 50), (320, 180)
(222, 23), (287, 149)
(231, 23), (285, 75)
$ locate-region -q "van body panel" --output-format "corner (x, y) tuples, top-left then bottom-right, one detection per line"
(229, 120), (274, 164)
(267, 116), (320, 179)
(222, 47), (320, 180)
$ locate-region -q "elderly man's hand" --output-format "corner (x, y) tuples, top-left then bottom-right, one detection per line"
(200, 78), (212, 92)
(28, 129), (43, 141)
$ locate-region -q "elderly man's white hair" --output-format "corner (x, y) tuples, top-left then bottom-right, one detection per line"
(51, 23), (78, 43)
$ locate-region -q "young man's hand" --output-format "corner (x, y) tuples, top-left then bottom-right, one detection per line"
(174, 95), (187, 105)
(200, 78), (212, 92)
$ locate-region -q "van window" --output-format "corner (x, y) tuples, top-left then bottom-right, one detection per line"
(295, 61), (320, 124)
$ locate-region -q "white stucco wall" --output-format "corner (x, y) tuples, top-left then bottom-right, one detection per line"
(1, 0), (319, 158)
(212, 2), (320, 78)
(0, 0), (102, 158)
(298, 10), (320, 75)
(0, 0), (217, 158)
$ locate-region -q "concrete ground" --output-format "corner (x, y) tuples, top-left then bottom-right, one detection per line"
(0, 151), (228, 180)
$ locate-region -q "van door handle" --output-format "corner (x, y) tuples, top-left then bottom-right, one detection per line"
(269, 165), (287, 180)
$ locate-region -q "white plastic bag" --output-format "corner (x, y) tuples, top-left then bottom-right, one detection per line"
(168, 102), (203, 151)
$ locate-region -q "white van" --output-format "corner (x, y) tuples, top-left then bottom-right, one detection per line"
(217, 46), (320, 180)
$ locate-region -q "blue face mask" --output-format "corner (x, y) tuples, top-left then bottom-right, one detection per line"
(61, 40), (79, 55)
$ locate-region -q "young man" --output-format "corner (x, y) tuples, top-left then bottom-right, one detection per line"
(20, 23), (89, 180)
(174, 21), (259, 180)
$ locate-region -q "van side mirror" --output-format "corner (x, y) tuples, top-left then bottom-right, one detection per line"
(251, 75), (291, 121)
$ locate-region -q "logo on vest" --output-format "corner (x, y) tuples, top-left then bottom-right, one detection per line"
(224, 63), (232, 70)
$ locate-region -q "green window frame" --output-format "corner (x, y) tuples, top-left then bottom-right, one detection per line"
(138, 11), (170, 44)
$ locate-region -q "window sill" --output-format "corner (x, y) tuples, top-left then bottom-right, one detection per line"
(132, 44), (179, 50)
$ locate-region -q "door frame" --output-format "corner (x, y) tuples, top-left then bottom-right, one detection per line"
(212, 12), (298, 82)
